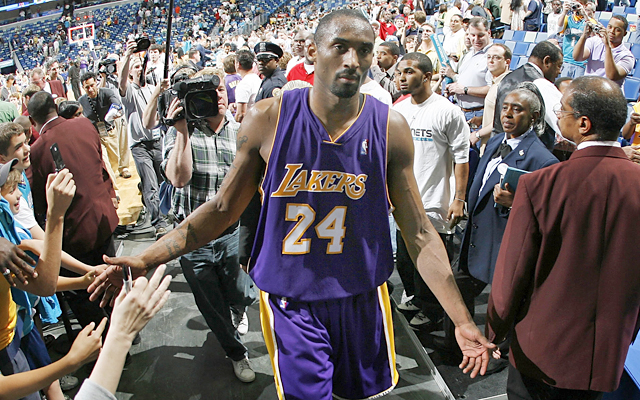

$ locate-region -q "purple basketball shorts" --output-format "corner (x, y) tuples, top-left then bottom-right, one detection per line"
(259, 282), (399, 400)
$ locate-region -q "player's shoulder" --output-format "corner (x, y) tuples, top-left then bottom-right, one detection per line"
(242, 96), (282, 129)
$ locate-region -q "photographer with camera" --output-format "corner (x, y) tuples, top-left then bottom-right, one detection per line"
(97, 57), (120, 91)
(79, 72), (131, 179)
(161, 67), (257, 383)
(573, 14), (634, 87)
(557, 0), (593, 79)
(119, 38), (169, 239)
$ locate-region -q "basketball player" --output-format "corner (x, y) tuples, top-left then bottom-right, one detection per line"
(91, 9), (497, 399)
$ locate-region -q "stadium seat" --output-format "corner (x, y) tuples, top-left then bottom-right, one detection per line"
(505, 40), (516, 52)
(535, 32), (548, 42)
(510, 56), (520, 70)
(612, 6), (625, 13)
(626, 7), (637, 13)
(503, 29), (514, 40)
(631, 44), (640, 60)
(517, 56), (528, 68)
(494, 38), (505, 44)
(513, 41), (529, 56)
(512, 30), (526, 41)
(624, 77), (640, 101)
(600, 11), (612, 21)
(523, 31), (537, 42)
(527, 42), (536, 56)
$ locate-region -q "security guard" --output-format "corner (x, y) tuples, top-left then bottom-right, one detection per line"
(254, 42), (287, 102)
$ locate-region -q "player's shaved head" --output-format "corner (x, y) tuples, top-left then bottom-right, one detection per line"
(314, 8), (374, 46)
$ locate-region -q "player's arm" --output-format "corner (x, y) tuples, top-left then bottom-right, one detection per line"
(387, 110), (496, 377)
(98, 98), (278, 275)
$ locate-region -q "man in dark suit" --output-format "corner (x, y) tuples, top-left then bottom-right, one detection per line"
(27, 91), (119, 330)
(493, 41), (563, 150)
(487, 76), (640, 399)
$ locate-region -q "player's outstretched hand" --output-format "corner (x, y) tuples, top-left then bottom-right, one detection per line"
(88, 255), (148, 307)
(455, 322), (500, 378)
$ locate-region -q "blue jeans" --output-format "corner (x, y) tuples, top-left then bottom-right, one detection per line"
(464, 109), (484, 132)
(179, 227), (257, 361)
(561, 63), (585, 79)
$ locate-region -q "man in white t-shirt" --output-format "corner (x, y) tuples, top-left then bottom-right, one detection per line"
(393, 52), (470, 331)
(234, 49), (262, 122)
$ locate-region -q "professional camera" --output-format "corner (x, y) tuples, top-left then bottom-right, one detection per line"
(160, 74), (220, 126)
(98, 58), (117, 74)
(132, 35), (151, 53)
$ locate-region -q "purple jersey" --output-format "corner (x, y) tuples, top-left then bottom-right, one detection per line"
(250, 88), (393, 301)
(224, 73), (242, 105)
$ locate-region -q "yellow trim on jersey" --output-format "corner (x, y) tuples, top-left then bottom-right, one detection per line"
(378, 283), (399, 388)
(260, 95), (285, 200)
(259, 290), (285, 400)
(326, 95), (368, 144)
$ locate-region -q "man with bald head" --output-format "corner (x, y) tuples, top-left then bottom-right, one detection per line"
(98, 8), (496, 398)
(487, 76), (640, 399)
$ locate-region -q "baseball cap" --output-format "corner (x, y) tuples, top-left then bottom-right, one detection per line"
(0, 159), (19, 187)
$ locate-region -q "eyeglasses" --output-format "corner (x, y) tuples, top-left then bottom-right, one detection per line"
(553, 103), (580, 119)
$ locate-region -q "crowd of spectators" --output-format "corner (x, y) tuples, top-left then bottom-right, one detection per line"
(0, 0), (639, 398)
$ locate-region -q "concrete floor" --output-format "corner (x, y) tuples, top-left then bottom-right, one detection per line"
(45, 235), (509, 400)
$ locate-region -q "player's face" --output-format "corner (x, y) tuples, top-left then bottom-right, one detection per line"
(82, 77), (99, 98)
(1, 133), (30, 170)
(501, 92), (535, 137)
(396, 59), (428, 95)
(313, 17), (375, 99)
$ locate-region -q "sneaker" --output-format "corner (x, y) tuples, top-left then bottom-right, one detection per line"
(409, 311), (433, 330)
(400, 290), (413, 304)
(59, 375), (79, 391)
(397, 299), (420, 312)
(231, 357), (255, 383)
(155, 226), (168, 240)
(231, 309), (249, 335)
(120, 169), (132, 179)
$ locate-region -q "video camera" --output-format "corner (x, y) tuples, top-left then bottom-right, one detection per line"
(132, 35), (151, 53)
(98, 58), (117, 74)
(159, 74), (220, 127)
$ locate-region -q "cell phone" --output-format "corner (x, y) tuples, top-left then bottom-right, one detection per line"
(50, 143), (65, 172)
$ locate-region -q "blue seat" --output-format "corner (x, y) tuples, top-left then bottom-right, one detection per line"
(631, 44), (640, 60)
(503, 29), (514, 40)
(505, 40), (516, 52)
(625, 7), (637, 13)
(624, 77), (640, 101)
(510, 55), (520, 70)
(527, 42), (537, 56)
(493, 38), (505, 44)
(612, 5), (625, 13)
(517, 57), (528, 68)
(512, 30), (526, 41)
(513, 41), (529, 56)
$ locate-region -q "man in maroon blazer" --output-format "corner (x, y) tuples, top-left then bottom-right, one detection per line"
(487, 76), (640, 399)
(27, 91), (119, 330)
(30, 68), (66, 100)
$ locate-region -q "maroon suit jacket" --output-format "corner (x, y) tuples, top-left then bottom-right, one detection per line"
(487, 145), (640, 392)
(28, 117), (118, 256)
(47, 80), (66, 100)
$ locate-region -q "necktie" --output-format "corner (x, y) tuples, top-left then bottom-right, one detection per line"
(492, 141), (512, 160)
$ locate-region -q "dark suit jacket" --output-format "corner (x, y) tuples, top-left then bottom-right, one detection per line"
(493, 63), (555, 150)
(487, 146), (640, 392)
(460, 130), (557, 284)
(28, 117), (118, 256)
